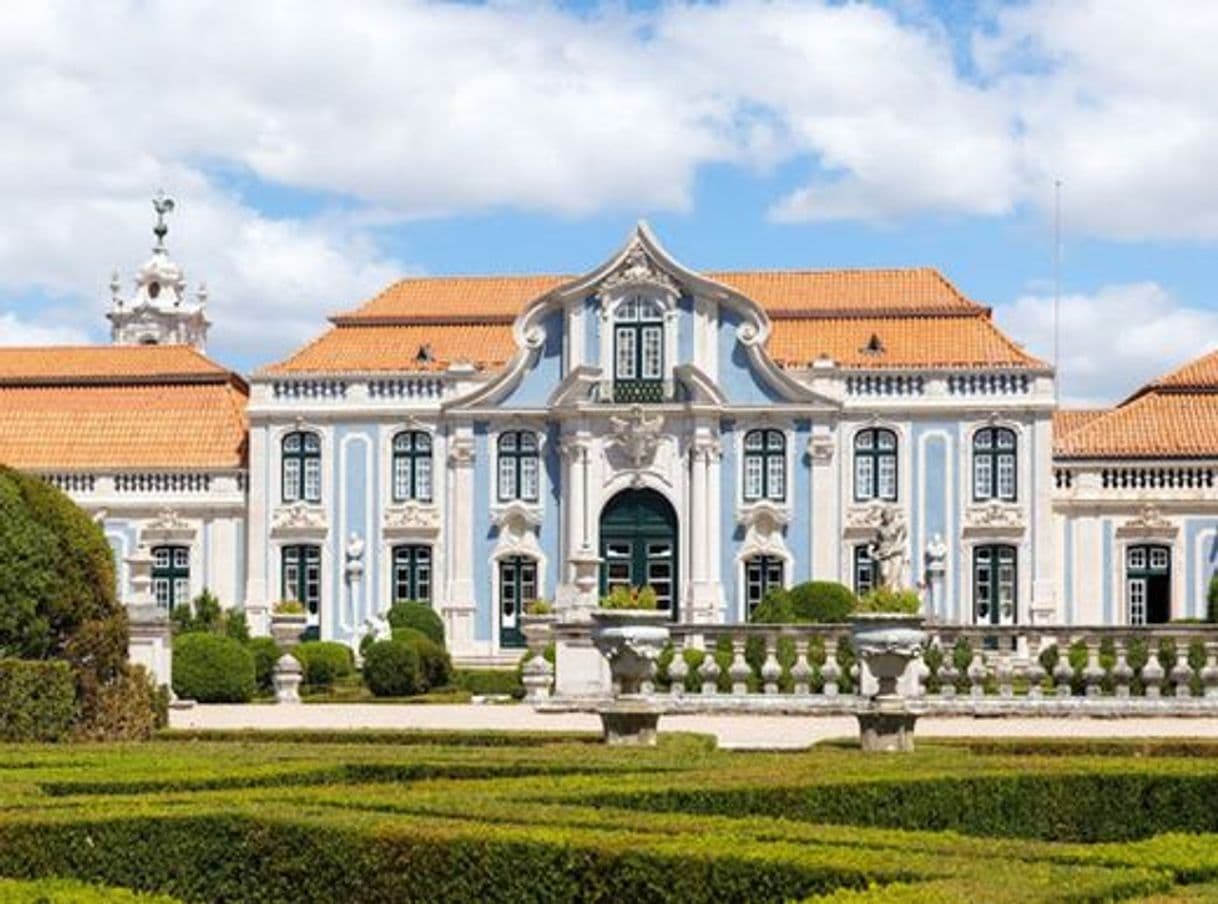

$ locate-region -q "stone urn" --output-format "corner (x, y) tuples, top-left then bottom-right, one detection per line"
(272, 653), (303, 704)
(520, 613), (558, 703)
(849, 613), (927, 753)
(590, 609), (671, 695)
(270, 612), (307, 648)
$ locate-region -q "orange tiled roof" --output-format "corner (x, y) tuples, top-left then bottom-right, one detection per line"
(1056, 349), (1218, 459)
(767, 314), (1043, 370)
(275, 268), (1028, 375)
(263, 324), (517, 375)
(0, 345), (228, 382)
(1053, 409), (1108, 441)
(0, 346), (248, 470)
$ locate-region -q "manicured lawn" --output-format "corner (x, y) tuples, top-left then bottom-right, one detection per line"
(1, 732), (1218, 901)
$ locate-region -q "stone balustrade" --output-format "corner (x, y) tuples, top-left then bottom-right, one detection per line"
(532, 621), (1218, 718)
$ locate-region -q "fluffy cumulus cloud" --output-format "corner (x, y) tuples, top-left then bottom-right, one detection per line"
(3, 0), (1218, 363)
(994, 282), (1218, 406)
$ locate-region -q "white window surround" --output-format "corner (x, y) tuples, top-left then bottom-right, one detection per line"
(488, 503), (548, 652)
(849, 424), (904, 504)
(489, 425), (548, 514)
(734, 424), (795, 516)
(272, 422), (331, 514)
(597, 290), (680, 396)
(734, 501), (792, 623)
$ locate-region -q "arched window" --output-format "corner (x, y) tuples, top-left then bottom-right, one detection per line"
(743, 429), (786, 502)
(613, 296), (665, 402)
(854, 428), (897, 502)
(497, 431), (540, 502)
(973, 427), (1017, 502)
(392, 431), (433, 503)
(282, 431), (321, 503)
(152, 545), (190, 610)
(744, 555), (784, 617)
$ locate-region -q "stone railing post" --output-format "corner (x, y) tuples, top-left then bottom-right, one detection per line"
(1171, 648), (1193, 699)
(821, 637), (840, 698)
(1112, 640), (1134, 698)
(1026, 635), (1046, 699)
(1052, 645), (1074, 697)
(967, 651), (987, 699)
(668, 636), (688, 698)
(761, 634), (782, 695)
(698, 649), (721, 696)
(1143, 649), (1165, 699)
(729, 635), (751, 696)
(1082, 640), (1105, 698)
(791, 638), (812, 695)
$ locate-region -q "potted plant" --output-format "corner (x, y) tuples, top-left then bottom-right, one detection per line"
(270, 599), (307, 648)
(590, 585), (671, 695)
(520, 600), (557, 703)
(850, 588), (926, 698)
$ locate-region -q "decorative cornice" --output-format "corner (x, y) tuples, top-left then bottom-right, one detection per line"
(596, 242), (680, 301)
(383, 500), (441, 535)
(1116, 503), (1178, 539)
(962, 501), (1025, 536)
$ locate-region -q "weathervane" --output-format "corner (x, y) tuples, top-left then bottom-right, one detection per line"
(152, 190), (175, 252)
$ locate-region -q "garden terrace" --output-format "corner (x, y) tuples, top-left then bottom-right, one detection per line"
(3, 734), (1218, 900)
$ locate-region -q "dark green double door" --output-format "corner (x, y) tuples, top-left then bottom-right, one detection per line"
(599, 488), (678, 620)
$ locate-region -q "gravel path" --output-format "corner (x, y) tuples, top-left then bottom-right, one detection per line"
(169, 704), (1218, 749)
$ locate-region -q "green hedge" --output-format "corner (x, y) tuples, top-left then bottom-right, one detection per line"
(386, 601), (444, 646)
(171, 634), (256, 703)
(246, 637), (282, 694)
(390, 628), (452, 691)
(0, 659), (76, 741)
(362, 639), (422, 697)
(294, 641), (354, 689)
(752, 581), (857, 624)
(0, 877), (182, 903)
(454, 669), (521, 698)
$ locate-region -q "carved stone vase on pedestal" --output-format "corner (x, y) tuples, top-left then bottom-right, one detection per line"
(590, 609), (670, 746)
(850, 613), (927, 752)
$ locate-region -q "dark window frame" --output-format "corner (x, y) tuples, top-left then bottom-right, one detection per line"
(281, 431), (322, 503)
(742, 428), (787, 502)
(392, 430), (434, 503)
(853, 427), (898, 502)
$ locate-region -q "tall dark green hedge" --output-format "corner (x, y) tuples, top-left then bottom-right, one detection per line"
(0, 466), (126, 680)
(0, 659), (76, 741)
(172, 634), (256, 703)
(387, 601), (444, 645)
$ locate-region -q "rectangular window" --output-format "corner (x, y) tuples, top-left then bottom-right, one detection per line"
(414, 456), (432, 503)
(744, 556), (785, 616)
(855, 456), (875, 501)
(520, 455), (539, 501)
(282, 545), (321, 615)
(154, 578), (170, 608)
(283, 458), (301, 502)
(877, 455), (896, 500)
(1129, 577), (1147, 625)
(853, 546), (877, 596)
(974, 456), (993, 500)
(766, 454), (785, 500)
(996, 453), (1016, 501)
(303, 458), (322, 503)
(1150, 547), (1170, 570)
(744, 456), (764, 500)
(641, 326), (663, 379)
(615, 328), (636, 380)
(498, 456), (516, 501)
(394, 456), (411, 501)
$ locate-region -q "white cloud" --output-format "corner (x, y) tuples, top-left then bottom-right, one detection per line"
(994, 281), (1218, 406)
(0, 312), (90, 347)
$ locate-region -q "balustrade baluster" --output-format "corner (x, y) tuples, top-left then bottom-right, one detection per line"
(939, 656), (958, 698)
(790, 639), (812, 696)
(821, 638), (840, 698)
(1201, 648), (1218, 699)
(668, 636), (688, 698)
(698, 647), (721, 696)
(761, 634), (781, 695)
(1026, 637), (1045, 699)
(1082, 641), (1105, 698)
(1052, 646), (1073, 697)
(967, 651), (987, 699)
(995, 654), (1014, 698)
(1112, 642), (1133, 698)
(1171, 649), (1193, 699)
(1142, 650), (1165, 699)
(729, 636), (751, 695)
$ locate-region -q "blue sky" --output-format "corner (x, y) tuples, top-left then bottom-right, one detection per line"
(1, 0), (1217, 405)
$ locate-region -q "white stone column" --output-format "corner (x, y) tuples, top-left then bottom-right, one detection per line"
(444, 427), (477, 654)
(686, 430), (721, 623)
(1030, 415), (1058, 624)
(809, 425), (838, 581)
(244, 424), (270, 634)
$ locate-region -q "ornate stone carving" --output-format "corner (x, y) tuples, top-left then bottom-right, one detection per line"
(447, 436), (476, 466)
(344, 533), (365, 583)
(964, 502), (1025, 532)
(845, 503), (887, 533)
(148, 508), (189, 532)
(609, 406), (665, 470)
(272, 501), (327, 533)
(598, 242), (679, 300)
(737, 500), (791, 560)
(924, 534), (948, 576)
(689, 434), (722, 463)
(383, 500), (440, 534)
(1117, 503), (1178, 538)
(492, 502), (545, 561)
(807, 433), (835, 464)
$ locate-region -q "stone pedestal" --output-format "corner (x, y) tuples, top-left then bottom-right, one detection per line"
(856, 702), (918, 753)
(273, 654), (303, 704)
(599, 700), (661, 746)
(554, 621), (612, 698)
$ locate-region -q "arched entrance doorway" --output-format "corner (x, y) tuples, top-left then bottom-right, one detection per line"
(599, 488), (678, 619)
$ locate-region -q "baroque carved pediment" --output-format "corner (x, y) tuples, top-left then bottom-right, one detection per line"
(271, 501), (328, 537)
(1116, 503), (1178, 539)
(738, 501), (790, 561)
(141, 507), (195, 542)
(844, 503), (890, 537)
(383, 500), (440, 537)
(608, 406), (666, 471)
(597, 243), (679, 300)
(962, 502), (1025, 536)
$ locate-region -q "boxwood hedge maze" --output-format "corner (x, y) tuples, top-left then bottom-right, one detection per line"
(3, 732), (1218, 901)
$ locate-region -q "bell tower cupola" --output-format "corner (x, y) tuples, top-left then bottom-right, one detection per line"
(107, 192), (210, 350)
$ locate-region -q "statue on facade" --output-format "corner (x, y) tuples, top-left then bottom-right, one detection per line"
(344, 532), (365, 583)
(867, 506), (908, 590)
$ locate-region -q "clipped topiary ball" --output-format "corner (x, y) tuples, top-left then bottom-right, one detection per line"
(363, 639), (422, 697)
(293, 640), (354, 689)
(788, 581), (857, 623)
(386, 601), (445, 646)
(172, 633), (256, 703)
(391, 627), (452, 691)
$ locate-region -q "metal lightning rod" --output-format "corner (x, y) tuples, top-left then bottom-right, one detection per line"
(1053, 178), (1062, 406)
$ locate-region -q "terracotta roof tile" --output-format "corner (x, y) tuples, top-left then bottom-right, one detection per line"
(709, 267), (982, 315)
(1054, 391), (1218, 459)
(1143, 346), (1218, 391)
(1053, 409), (1109, 441)
(261, 324), (516, 375)
(0, 345), (228, 382)
(0, 382), (248, 470)
(766, 314), (1043, 370)
(340, 275), (568, 322)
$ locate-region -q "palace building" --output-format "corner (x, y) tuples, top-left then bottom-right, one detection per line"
(2, 206), (1215, 664)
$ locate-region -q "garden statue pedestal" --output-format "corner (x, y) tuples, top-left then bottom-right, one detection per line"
(520, 613), (557, 704)
(851, 613), (926, 753)
(273, 653), (303, 704)
(590, 609), (670, 745)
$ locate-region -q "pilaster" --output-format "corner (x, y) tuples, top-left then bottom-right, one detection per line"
(444, 427), (477, 653)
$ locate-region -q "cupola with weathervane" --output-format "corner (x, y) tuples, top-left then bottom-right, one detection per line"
(107, 192), (210, 350)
